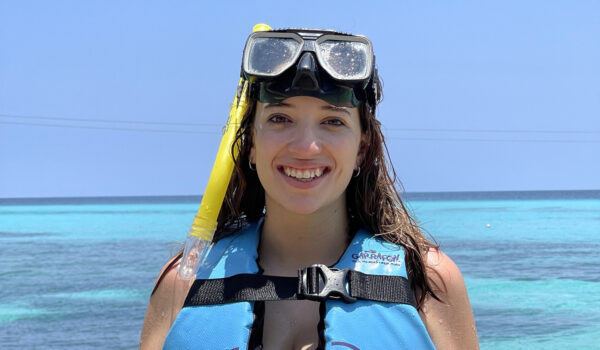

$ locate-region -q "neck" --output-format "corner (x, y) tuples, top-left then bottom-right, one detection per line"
(258, 200), (350, 276)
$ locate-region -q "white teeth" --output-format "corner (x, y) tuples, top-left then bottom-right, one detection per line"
(283, 167), (325, 181)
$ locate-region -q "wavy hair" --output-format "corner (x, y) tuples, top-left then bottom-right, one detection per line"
(215, 75), (440, 308)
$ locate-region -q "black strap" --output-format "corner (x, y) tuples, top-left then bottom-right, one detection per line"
(348, 271), (415, 304)
(184, 265), (416, 308)
(184, 274), (300, 306)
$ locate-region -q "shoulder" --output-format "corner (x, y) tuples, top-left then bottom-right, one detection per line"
(424, 248), (464, 293)
(139, 253), (193, 350)
(420, 248), (480, 350)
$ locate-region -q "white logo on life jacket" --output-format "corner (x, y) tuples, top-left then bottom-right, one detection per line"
(351, 250), (402, 266)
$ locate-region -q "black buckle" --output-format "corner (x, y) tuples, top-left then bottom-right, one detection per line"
(298, 264), (357, 303)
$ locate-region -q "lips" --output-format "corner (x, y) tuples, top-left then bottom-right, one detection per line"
(280, 166), (327, 182)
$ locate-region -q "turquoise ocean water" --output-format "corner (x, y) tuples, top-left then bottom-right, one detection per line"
(1, 191), (598, 349)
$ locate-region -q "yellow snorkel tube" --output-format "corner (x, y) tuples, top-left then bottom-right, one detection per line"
(178, 24), (272, 280)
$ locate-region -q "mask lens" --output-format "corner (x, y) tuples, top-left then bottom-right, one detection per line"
(317, 39), (371, 80)
(246, 37), (302, 76)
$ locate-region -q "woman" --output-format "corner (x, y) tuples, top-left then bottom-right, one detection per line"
(140, 27), (479, 349)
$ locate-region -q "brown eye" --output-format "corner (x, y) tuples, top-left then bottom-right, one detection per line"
(323, 118), (344, 126)
(268, 114), (290, 124)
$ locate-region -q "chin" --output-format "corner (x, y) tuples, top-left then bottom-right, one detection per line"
(278, 201), (323, 216)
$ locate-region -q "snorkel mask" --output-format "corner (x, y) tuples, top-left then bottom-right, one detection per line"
(241, 28), (379, 110)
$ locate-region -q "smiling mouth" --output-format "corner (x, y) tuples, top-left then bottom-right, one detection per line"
(280, 166), (328, 182)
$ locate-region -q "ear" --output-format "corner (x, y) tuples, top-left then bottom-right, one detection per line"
(249, 127), (256, 164)
(248, 103), (260, 164)
(249, 146), (255, 164)
(355, 134), (368, 170)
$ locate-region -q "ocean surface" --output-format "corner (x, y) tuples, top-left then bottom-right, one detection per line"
(1, 190), (598, 349)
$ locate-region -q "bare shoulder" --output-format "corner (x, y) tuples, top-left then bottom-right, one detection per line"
(420, 248), (479, 350)
(139, 253), (192, 350)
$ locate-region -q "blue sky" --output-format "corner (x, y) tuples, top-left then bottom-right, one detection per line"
(1, 0), (598, 198)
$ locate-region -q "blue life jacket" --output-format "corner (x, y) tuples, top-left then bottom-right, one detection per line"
(164, 221), (436, 349)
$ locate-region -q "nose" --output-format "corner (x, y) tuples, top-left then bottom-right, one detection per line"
(288, 123), (321, 157)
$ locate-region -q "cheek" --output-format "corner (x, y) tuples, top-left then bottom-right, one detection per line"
(253, 129), (290, 154)
(334, 134), (362, 159)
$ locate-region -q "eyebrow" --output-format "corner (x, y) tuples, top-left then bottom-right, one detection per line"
(320, 105), (351, 117)
(265, 102), (293, 109)
(265, 102), (351, 116)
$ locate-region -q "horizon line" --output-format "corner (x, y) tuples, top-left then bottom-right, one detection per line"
(1, 188), (599, 201)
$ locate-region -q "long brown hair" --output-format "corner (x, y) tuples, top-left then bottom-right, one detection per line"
(215, 75), (440, 308)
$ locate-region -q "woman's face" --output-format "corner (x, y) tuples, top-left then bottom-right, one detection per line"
(250, 96), (364, 216)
